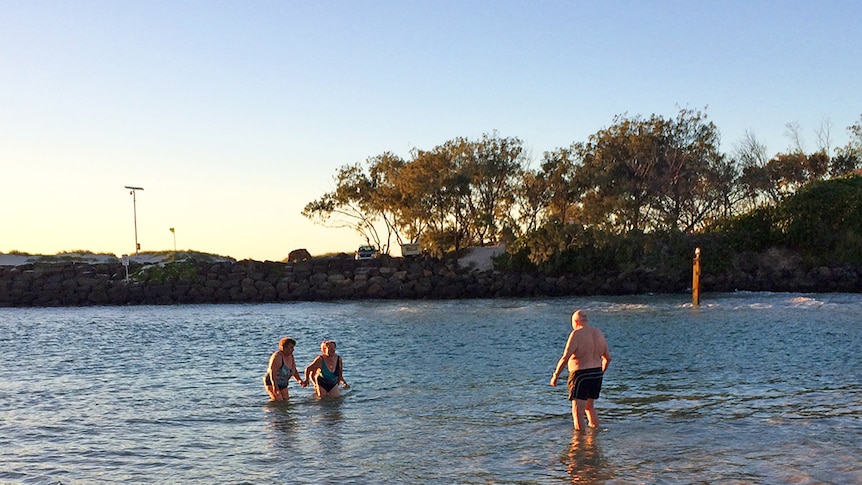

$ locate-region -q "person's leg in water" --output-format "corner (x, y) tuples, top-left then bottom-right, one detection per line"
(263, 375), (276, 401)
(263, 374), (291, 401)
(585, 398), (599, 428)
(571, 399), (588, 431)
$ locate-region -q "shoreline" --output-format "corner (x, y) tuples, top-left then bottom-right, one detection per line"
(1, 251), (860, 307)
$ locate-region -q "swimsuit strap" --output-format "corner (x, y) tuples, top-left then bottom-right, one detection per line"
(273, 351), (293, 377)
(280, 351), (295, 372)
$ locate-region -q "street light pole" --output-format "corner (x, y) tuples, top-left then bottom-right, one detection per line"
(170, 227), (176, 252)
(125, 186), (144, 255)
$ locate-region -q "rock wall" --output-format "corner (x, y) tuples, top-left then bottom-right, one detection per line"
(1, 254), (860, 307)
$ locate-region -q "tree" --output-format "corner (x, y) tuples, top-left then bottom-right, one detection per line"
(833, 114), (862, 176)
(455, 133), (526, 245)
(509, 147), (579, 239)
(539, 147), (581, 225)
(777, 174), (862, 263)
(399, 146), (459, 252)
(365, 152), (413, 253)
(302, 162), (384, 249)
(648, 109), (733, 232)
(736, 131), (781, 207)
(572, 109), (732, 234)
(737, 118), (862, 205)
(303, 113), (860, 263)
(408, 144), (470, 253)
(573, 115), (654, 233)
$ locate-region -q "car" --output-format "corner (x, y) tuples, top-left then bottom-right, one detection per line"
(354, 245), (380, 260)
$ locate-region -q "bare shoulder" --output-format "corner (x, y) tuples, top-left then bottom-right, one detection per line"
(594, 327), (609, 347)
(573, 326), (606, 345)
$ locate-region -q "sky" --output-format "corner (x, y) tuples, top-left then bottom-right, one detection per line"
(2, 1), (860, 261)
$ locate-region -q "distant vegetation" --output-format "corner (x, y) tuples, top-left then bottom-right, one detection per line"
(303, 110), (862, 273)
(136, 250), (234, 263)
(305, 251), (351, 260)
(498, 175), (862, 276)
(1, 250), (234, 265)
(5, 250), (34, 256)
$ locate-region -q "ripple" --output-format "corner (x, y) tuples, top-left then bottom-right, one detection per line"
(1, 295), (860, 483)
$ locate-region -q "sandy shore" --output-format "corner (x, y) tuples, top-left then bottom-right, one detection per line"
(457, 245), (505, 272)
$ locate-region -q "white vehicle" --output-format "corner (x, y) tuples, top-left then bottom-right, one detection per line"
(400, 243), (421, 257)
(354, 245), (380, 260)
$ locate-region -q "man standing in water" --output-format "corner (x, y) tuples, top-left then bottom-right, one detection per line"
(550, 310), (612, 431)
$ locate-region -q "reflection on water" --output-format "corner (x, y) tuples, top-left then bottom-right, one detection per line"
(265, 397), (348, 482)
(307, 398), (345, 457)
(265, 401), (299, 449)
(0, 294), (860, 483)
(563, 430), (611, 484)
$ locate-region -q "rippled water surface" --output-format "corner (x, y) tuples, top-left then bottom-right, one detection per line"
(1, 293), (860, 484)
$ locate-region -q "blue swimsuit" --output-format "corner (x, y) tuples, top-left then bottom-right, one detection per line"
(316, 357), (341, 392)
(267, 353), (294, 389)
(276, 359), (293, 389)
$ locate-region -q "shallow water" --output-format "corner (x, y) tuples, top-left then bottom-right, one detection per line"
(1, 293), (860, 484)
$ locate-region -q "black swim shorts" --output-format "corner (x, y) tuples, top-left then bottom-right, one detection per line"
(567, 367), (603, 401)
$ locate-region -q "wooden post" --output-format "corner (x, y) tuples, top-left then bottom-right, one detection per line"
(692, 247), (701, 306)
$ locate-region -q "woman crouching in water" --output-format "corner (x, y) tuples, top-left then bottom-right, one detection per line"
(304, 340), (350, 398)
(263, 337), (305, 401)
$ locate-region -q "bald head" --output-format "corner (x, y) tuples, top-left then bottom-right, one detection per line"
(572, 310), (588, 328)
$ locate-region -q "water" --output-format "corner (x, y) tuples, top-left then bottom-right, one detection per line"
(1, 293), (860, 484)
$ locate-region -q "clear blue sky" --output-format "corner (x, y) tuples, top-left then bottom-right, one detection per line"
(2, 1), (860, 261)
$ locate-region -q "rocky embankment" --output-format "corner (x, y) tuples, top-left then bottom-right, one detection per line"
(0, 253), (860, 307)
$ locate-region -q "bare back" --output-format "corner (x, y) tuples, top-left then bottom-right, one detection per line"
(551, 309), (612, 431)
(566, 326), (609, 372)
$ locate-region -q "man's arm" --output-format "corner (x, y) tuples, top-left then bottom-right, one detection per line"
(550, 331), (576, 385)
(600, 333), (611, 372)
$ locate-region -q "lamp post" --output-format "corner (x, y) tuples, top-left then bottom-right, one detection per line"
(125, 186), (144, 255)
(170, 227), (176, 252)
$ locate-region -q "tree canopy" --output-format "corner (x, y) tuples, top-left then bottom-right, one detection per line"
(304, 111), (862, 260)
